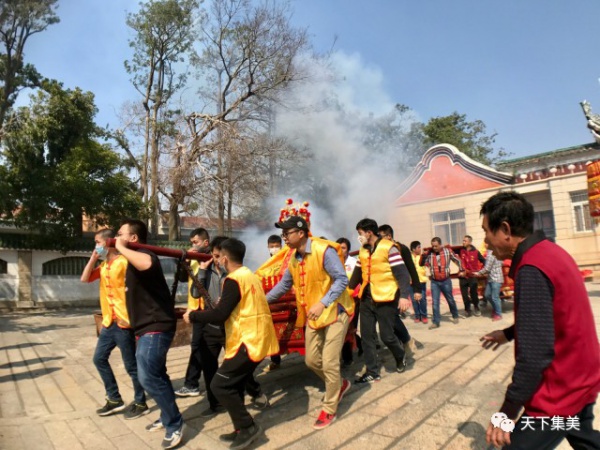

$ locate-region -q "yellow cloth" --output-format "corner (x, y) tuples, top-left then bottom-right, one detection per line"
(412, 253), (428, 283)
(287, 238), (355, 329)
(97, 256), (130, 328)
(186, 260), (203, 310)
(358, 239), (398, 302)
(224, 266), (280, 361)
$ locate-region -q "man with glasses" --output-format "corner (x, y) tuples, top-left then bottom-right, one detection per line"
(267, 216), (354, 430)
(115, 219), (184, 449)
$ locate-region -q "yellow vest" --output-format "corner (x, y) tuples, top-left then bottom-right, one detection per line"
(287, 238), (355, 329)
(224, 266), (280, 361)
(98, 256), (130, 328)
(358, 239), (398, 302)
(186, 260), (203, 310)
(411, 253), (428, 283)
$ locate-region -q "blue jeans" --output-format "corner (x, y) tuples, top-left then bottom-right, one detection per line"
(430, 278), (459, 325)
(93, 322), (145, 404)
(409, 282), (428, 319)
(485, 281), (502, 316)
(136, 332), (182, 433)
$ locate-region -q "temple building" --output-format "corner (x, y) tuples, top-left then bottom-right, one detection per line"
(393, 142), (600, 274)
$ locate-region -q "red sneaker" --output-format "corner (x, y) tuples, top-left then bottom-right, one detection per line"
(413, 318), (421, 323)
(313, 410), (336, 430)
(421, 317), (428, 324)
(492, 314), (502, 322)
(338, 378), (350, 402)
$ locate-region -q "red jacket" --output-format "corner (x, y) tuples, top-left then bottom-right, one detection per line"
(459, 245), (484, 273)
(515, 239), (600, 417)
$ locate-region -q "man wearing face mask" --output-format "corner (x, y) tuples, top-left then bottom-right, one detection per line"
(175, 228), (211, 398)
(264, 234), (283, 372)
(184, 238), (279, 449)
(348, 219), (412, 383)
(81, 228), (148, 419)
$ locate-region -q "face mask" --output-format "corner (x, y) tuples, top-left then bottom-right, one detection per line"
(95, 245), (108, 259)
(269, 247), (281, 256)
(357, 235), (368, 246)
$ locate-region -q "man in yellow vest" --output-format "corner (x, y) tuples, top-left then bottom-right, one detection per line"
(81, 228), (148, 419)
(348, 218), (412, 383)
(184, 238), (279, 450)
(267, 216), (355, 430)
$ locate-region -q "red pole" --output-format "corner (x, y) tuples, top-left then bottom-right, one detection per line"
(105, 238), (212, 262)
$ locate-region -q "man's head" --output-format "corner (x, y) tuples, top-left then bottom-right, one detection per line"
(356, 218), (379, 247)
(462, 235), (473, 248)
(209, 236), (229, 271)
(94, 228), (115, 258)
(480, 192), (534, 260)
(267, 234), (283, 256)
(431, 237), (442, 253)
(219, 238), (245, 273)
(336, 237), (351, 259)
(378, 224), (394, 241)
(118, 219), (148, 244)
(275, 216), (309, 249)
(410, 240), (422, 255)
(190, 227), (210, 251)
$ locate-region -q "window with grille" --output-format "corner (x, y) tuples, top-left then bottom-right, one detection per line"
(0, 259), (6, 274)
(570, 191), (593, 232)
(42, 257), (89, 275)
(431, 209), (466, 246)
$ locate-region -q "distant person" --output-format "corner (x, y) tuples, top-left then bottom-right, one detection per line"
(420, 237), (465, 329)
(264, 234), (283, 372)
(459, 235), (485, 317)
(471, 245), (503, 321)
(480, 192), (600, 449)
(409, 241), (428, 324)
(337, 237), (361, 366)
(115, 219), (185, 449)
(184, 238), (279, 449)
(81, 228), (147, 419)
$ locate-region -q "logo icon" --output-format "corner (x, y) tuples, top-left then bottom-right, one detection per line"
(491, 412), (515, 433)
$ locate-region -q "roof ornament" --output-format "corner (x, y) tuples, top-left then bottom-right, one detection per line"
(580, 100), (600, 144)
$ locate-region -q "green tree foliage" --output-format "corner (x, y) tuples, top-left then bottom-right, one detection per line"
(0, 0), (59, 134)
(421, 112), (509, 165)
(0, 82), (142, 247)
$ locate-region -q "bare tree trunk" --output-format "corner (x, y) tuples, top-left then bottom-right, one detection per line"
(168, 196), (180, 241)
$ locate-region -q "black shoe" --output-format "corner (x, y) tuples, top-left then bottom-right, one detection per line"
(354, 373), (381, 384)
(396, 357), (407, 373)
(251, 393), (269, 409)
(220, 430), (239, 443)
(230, 422), (262, 450)
(124, 402), (149, 420)
(201, 405), (226, 418)
(473, 309), (482, 317)
(465, 310), (472, 317)
(342, 359), (353, 367)
(96, 399), (126, 416)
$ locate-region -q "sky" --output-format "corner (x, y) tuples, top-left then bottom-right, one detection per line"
(19, 0), (600, 159)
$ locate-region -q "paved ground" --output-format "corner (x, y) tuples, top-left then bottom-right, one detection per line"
(1, 284), (599, 450)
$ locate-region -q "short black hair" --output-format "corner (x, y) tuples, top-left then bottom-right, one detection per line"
(220, 238), (246, 264)
(190, 227), (209, 242)
(480, 192), (534, 237)
(378, 224), (394, 238)
(356, 218), (379, 234)
(96, 228), (115, 239)
(120, 219), (148, 244)
(431, 237), (442, 245)
(464, 235), (473, 241)
(410, 240), (421, 251)
(267, 234), (282, 246)
(336, 237), (351, 251)
(210, 235), (229, 251)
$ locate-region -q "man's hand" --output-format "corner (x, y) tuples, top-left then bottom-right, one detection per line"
(458, 270), (466, 278)
(199, 257), (213, 270)
(413, 292), (422, 301)
(183, 310), (191, 324)
(486, 421), (512, 448)
(307, 302), (326, 321)
(480, 330), (508, 351)
(398, 298), (411, 312)
(115, 237), (129, 253)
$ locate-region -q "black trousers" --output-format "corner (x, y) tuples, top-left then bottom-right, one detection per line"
(459, 277), (480, 312)
(211, 345), (261, 431)
(341, 298), (362, 362)
(393, 313), (410, 344)
(360, 296), (405, 376)
(183, 322), (204, 389)
(505, 402), (600, 449)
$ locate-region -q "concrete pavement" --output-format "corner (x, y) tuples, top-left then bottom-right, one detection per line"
(1, 283), (599, 449)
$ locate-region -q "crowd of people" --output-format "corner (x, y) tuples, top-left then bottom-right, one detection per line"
(81, 192), (600, 450)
